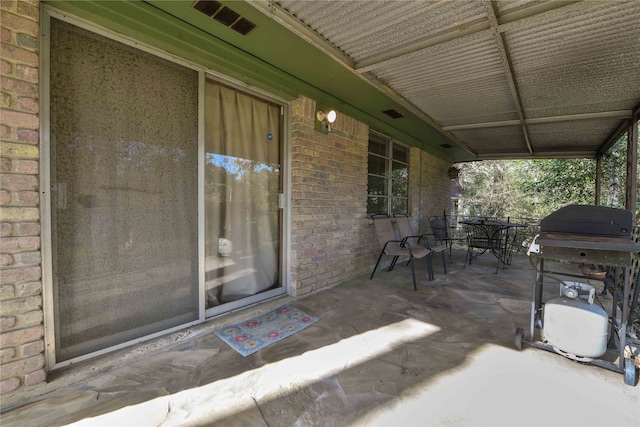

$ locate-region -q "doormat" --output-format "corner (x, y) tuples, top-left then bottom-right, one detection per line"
(215, 305), (318, 357)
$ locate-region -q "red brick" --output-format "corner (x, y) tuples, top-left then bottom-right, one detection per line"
(0, 325), (42, 347)
(16, 128), (38, 144)
(0, 377), (20, 394)
(0, 76), (36, 97)
(13, 159), (37, 173)
(0, 265), (41, 284)
(0, 173), (37, 190)
(0, 223), (12, 236)
(16, 96), (37, 113)
(17, 222), (39, 236)
(0, 189), (10, 204)
(0, 27), (11, 43)
(24, 368), (45, 386)
(0, 253), (13, 266)
(0, 109), (38, 129)
(20, 339), (43, 357)
(16, 2), (38, 22)
(1, 1), (18, 12)
(13, 190), (38, 205)
(0, 236), (40, 251)
(0, 43), (37, 67)
(0, 10), (38, 34)
(16, 64), (38, 83)
(0, 354), (44, 379)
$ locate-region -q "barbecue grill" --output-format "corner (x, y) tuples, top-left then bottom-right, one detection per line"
(515, 205), (640, 386)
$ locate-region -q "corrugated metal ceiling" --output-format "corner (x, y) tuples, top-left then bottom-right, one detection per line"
(261, 0), (640, 160)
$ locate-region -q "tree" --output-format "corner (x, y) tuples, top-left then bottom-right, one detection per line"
(455, 132), (633, 221)
(517, 157), (596, 217)
(600, 136), (629, 209)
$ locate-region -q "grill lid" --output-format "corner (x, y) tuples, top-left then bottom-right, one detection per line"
(539, 205), (633, 238)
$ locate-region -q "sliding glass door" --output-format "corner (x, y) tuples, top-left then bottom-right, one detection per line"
(204, 80), (283, 311)
(49, 19), (199, 362)
(46, 15), (286, 365)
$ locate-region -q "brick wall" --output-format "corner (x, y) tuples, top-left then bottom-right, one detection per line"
(0, 0), (46, 396)
(409, 146), (453, 234)
(289, 96), (372, 296)
(288, 97), (452, 296)
(0, 0), (456, 405)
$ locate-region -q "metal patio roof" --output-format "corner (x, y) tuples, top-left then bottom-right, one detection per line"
(246, 0), (640, 161)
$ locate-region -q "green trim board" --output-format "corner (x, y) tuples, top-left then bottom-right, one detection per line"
(43, 0), (468, 161)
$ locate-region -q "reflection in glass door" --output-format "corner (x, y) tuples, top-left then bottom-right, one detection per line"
(204, 79), (283, 311)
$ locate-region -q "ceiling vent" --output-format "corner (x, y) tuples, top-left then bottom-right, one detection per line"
(382, 109), (404, 119)
(231, 18), (256, 36)
(440, 143), (453, 148)
(194, 1), (257, 36)
(214, 6), (239, 26)
(194, 0), (222, 17)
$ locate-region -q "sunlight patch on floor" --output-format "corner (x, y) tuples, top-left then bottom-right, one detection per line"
(66, 318), (441, 426)
(357, 344), (640, 426)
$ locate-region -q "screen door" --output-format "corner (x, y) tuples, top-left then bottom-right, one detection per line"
(49, 19), (199, 362)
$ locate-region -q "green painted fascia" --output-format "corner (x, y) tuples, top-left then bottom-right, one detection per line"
(44, 0), (299, 100)
(43, 0), (465, 161)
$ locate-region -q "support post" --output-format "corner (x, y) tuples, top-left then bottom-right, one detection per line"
(595, 155), (602, 206)
(626, 116), (638, 224)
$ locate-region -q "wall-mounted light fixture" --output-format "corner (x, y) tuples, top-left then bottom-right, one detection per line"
(316, 109), (337, 133)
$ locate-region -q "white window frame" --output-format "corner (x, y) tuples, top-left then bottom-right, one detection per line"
(367, 132), (410, 216)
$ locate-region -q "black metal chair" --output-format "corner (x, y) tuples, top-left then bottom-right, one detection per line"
(429, 215), (465, 257)
(463, 222), (510, 273)
(505, 222), (538, 264)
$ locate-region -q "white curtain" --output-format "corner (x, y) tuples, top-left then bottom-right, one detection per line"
(204, 80), (281, 306)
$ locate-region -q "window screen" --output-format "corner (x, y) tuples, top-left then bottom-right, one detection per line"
(49, 19), (199, 361)
(367, 133), (409, 215)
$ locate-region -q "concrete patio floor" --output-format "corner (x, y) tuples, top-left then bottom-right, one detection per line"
(2, 250), (639, 426)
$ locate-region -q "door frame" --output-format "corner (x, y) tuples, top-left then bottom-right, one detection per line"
(202, 72), (290, 319)
(40, 6), (291, 370)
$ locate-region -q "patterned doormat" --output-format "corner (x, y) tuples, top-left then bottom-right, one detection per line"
(215, 305), (318, 357)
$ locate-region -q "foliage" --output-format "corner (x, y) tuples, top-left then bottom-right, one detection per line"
(516, 157), (596, 217)
(455, 134), (635, 221)
(600, 134), (629, 208)
(457, 160), (525, 219)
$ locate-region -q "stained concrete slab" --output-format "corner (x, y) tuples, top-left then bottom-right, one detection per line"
(1, 251), (638, 426)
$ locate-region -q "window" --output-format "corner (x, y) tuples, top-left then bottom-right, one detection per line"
(367, 132), (409, 215)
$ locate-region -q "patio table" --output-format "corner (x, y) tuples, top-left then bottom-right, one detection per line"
(460, 219), (526, 273)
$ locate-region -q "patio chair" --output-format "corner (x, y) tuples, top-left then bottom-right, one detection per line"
(369, 214), (434, 291)
(428, 214), (465, 257)
(506, 223), (537, 264)
(393, 214), (447, 280)
(462, 222), (510, 273)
